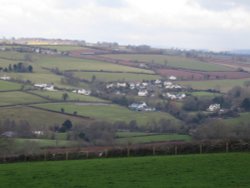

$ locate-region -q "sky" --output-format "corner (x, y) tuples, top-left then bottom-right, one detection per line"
(0, 0), (250, 50)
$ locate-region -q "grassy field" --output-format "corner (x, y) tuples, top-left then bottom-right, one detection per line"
(38, 45), (90, 51)
(0, 80), (22, 91)
(222, 112), (250, 126)
(30, 90), (107, 102)
(35, 56), (153, 73)
(33, 103), (178, 126)
(102, 54), (232, 71)
(15, 138), (77, 148)
(0, 91), (47, 106)
(73, 71), (161, 82)
(190, 91), (221, 97)
(0, 106), (90, 129)
(0, 153), (249, 188)
(178, 78), (250, 92)
(116, 134), (191, 144)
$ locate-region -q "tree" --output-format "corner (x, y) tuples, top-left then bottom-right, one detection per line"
(62, 93), (69, 101)
(61, 108), (65, 113)
(27, 65), (33, 72)
(91, 75), (96, 82)
(60, 120), (73, 132)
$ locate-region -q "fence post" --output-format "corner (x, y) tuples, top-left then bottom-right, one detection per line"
(66, 152), (69, 160)
(86, 151), (89, 159)
(105, 149), (108, 157)
(127, 147), (130, 157)
(226, 142), (229, 153)
(199, 144), (203, 154)
(153, 146), (156, 156)
(174, 146), (177, 155)
(44, 151), (47, 161)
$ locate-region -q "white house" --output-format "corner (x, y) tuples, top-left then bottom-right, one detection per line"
(0, 75), (10, 80)
(106, 83), (114, 89)
(117, 82), (127, 88)
(78, 89), (91, 95)
(154, 79), (162, 84)
(169, 76), (177, 80)
(164, 81), (173, 86)
(34, 83), (48, 88)
(73, 89), (91, 96)
(138, 90), (148, 97)
(44, 84), (55, 91)
(207, 104), (220, 112)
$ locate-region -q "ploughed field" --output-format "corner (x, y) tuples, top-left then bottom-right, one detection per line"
(0, 153), (249, 188)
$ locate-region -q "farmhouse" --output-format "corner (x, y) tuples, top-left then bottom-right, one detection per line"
(34, 83), (48, 88)
(169, 76), (177, 80)
(73, 89), (91, 96)
(138, 90), (148, 97)
(207, 104), (220, 112)
(117, 82), (127, 88)
(129, 102), (156, 112)
(0, 75), (11, 80)
(44, 84), (56, 91)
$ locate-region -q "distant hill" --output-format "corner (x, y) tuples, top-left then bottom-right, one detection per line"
(231, 49), (250, 55)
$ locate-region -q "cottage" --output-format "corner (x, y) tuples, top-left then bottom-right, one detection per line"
(169, 76), (177, 80)
(207, 104), (220, 112)
(0, 75), (10, 80)
(164, 81), (173, 86)
(106, 83), (114, 89)
(34, 83), (48, 88)
(138, 90), (148, 97)
(154, 79), (162, 84)
(44, 84), (55, 91)
(117, 82), (127, 88)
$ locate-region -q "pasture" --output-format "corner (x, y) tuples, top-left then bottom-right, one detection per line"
(73, 71), (161, 82)
(102, 54), (232, 71)
(30, 90), (107, 102)
(178, 78), (250, 92)
(0, 153), (249, 188)
(33, 103), (178, 126)
(35, 56), (153, 73)
(38, 45), (89, 51)
(116, 134), (191, 144)
(0, 106), (90, 129)
(0, 91), (47, 106)
(0, 80), (22, 91)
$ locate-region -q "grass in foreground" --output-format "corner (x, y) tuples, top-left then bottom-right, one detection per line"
(0, 153), (249, 188)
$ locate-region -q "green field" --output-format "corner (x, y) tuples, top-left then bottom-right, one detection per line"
(0, 106), (90, 129)
(15, 138), (77, 148)
(116, 134), (191, 144)
(0, 91), (47, 106)
(73, 71), (161, 82)
(0, 153), (249, 188)
(222, 112), (250, 126)
(33, 103), (178, 126)
(35, 56), (153, 73)
(38, 45), (90, 51)
(190, 91), (221, 97)
(30, 90), (107, 102)
(0, 80), (22, 91)
(102, 54), (232, 71)
(178, 78), (250, 92)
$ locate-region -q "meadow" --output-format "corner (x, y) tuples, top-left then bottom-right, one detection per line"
(0, 80), (22, 91)
(34, 56), (153, 73)
(38, 45), (89, 51)
(102, 54), (232, 71)
(33, 103), (178, 126)
(0, 106), (89, 129)
(30, 90), (107, 102)
(178, 78), (250, 92)
(0, 91), (47, 106)
(116, 134), (191, 144)
(0, 153), (249, 188)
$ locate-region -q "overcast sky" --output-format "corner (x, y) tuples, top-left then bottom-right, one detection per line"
(0, 0), (250, 50)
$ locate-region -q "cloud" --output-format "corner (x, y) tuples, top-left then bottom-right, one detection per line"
(0, 0), (250, 50)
